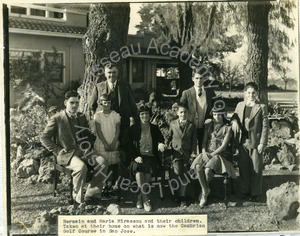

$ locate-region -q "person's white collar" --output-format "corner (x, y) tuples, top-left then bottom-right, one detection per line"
(107, 80), (117, 90)
(66, 110), (78, 119)
(194, 86), (204, 92)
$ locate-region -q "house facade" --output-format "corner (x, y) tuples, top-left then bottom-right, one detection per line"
(8, 3), (179, 107)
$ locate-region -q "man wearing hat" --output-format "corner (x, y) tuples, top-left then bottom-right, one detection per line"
(41, 90), (108, 205)
(190, 103), (236, 207)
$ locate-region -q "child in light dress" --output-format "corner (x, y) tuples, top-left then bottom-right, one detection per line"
(93, 94), (121, 197)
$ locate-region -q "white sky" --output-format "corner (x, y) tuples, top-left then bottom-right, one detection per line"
(129, 3), (142, 35)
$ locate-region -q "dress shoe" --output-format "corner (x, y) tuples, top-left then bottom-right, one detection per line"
(85, 197), (101, 205)
(250, 195), (259, 202)
(199, 189), (210, 208)
(102, 186), (112, 199)
(239, 193), (250, 200)
(143, 200), (152, 212)
(73, 201), (80, 208)
(173, 196), (181, 203)
(136, 200), (143, 209)
(180, 201), (187, 208)
(68, 199), (74, 205)
(199, 195), (207, 208)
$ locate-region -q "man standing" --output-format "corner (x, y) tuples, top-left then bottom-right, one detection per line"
(41, 91), (108, 205)
(180, 67), (216, 153)
(231, 82), (269, 201)
(88, 63), (137, 135)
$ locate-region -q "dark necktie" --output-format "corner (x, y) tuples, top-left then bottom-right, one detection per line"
(180, 121), (186, 132)
(70, 114), (77, 120)
(111, 84), (116, 97)
(198, 89), (202, 97)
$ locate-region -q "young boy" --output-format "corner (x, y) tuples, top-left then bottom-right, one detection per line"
(231, 82), (269, 201)
(168, 103), (197, 207)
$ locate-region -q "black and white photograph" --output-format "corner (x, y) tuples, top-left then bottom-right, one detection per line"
(0, 0), (299, 235)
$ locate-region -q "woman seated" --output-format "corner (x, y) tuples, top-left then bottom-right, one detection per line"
(190, 104), (236, 208)
(121, 105), (165, 212)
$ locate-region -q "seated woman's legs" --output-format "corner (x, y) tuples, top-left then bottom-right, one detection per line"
(195, 164), (208, 197)
(204, 167), (214, 191)
(194, 164), (214, 207)
(135, 172), (152, 211)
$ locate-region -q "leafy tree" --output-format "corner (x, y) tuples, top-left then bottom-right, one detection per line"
(229, 0), (296, 97)
(137, 1), (296, 102)
(135, 3), (156, 33)
(269, 0), (297, 90)
(137, 2), (243, 91)
(10, 47), (64, 109)
(80, 3), (130, 114)
(220, 62), (243, 92)
(10, 104), (47, 148)
(9, 50), (61, 148)
(245, 0), (297, 101)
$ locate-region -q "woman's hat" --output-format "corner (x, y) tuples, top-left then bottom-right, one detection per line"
(211, 102), (226, 114)
(138, 105), (151, 114)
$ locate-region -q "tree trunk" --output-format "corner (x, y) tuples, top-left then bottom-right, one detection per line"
(178, 59), (193, 93)
(79, 3), (130, 113)
(246, 1), (271, 104)
(284, 80), (287, 90)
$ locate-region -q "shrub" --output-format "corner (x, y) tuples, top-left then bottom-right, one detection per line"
(267, 104), (299, 168)
(269, 120), (292, 146)
(232, 83), (244, 90)
(10, 104), (47, 149)
(10, 47), (64, 108)
(277, 143), (297, 166)
(268, 84), (281, 90)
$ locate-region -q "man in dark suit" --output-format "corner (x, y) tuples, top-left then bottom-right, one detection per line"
(88, 63), (137, 135)
(231, 82), (269, 201)
(41, 91), (108, 205)
(180, 67), (216, 153)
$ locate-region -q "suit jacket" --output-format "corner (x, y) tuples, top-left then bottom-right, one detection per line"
(231, 101), (269, 149)
(40, 110), (95, 166)
(168, 119), (197, 159)
(180, 87), (216, 127)
(88, 80), (137, 127)
(121, 123), (164, 164)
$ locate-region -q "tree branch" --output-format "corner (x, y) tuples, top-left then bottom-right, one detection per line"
(202, 5), (216, 43)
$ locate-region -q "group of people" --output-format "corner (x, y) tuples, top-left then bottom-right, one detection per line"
(41, 63), (269, 212)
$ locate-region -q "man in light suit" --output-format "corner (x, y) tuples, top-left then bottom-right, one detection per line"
(168, 103), (197, 207)
(231, 82), (269, 201)
(88, 63), (137, 136)
(41, 91), (108, 205)
(180, 67), (216, 153)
